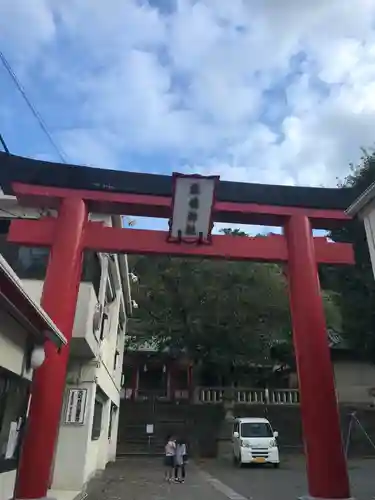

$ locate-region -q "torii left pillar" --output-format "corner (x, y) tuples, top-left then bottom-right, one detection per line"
(15, 197), (87, 500)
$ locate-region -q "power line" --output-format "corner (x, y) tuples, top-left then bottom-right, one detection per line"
(0, 49), (67, 163)
(0, 133), (9, 154)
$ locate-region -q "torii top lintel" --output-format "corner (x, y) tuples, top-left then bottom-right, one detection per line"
(0, 152), (359, 228)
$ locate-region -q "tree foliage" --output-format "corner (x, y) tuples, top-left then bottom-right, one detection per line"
(323, 151), (375, 360)
(128, 230), (342, 373)
(129, 255), (290, 367)
(220, 228), (249, 237)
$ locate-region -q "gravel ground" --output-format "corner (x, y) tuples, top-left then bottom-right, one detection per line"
(84, 455), (375, 500)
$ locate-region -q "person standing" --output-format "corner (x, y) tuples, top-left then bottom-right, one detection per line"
(174, 438), (188, 483)
(164, 434), (176, 482)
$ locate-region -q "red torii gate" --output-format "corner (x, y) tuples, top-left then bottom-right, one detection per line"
(3, 165), (355, 500)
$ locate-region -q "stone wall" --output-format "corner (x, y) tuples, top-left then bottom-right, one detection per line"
(217, 404), (375, 457)
(117, 400), (224, 457)
(233, 404), (303, 451)
(117, 401), (375, 458)
(189, 404), (225, 457)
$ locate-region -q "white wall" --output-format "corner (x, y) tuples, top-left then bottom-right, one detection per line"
(363, 205), (375, 279)
(52, 350), (124, 490)
(21, 279), (43, 305)
(0, 471), (17, 500)
(50, 235), (128, 493)
(72, 283), (101, 357)
(334, 360), (375, 404)
(21, 280), (101, 358)
(52, 381), (96, 490)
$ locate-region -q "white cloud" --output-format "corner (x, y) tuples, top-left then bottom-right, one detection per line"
(58, 128), (121, 169)
(1, 0), (375, 189)
(0, 0), (56, 67)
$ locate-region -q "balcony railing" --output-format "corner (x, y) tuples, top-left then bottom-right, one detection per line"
(196, 387), (300, 405)
(120, 386), (300, 405)
(121, 388), (190, 401)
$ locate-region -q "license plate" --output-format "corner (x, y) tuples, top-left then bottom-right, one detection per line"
(252, 457), (266, 463)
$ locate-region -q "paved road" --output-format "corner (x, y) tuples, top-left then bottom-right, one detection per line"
(85, 457), (233, 500)
(199, 455), (375, 500)
(85, 456), (375, 500)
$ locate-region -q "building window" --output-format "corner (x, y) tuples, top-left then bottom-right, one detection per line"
(99, 312), (109, 341)
(117, 319), (125, 337)
(106, 261), (117, 304)
(0, 368), (30, 472)
(113, 349), (120, 371)
(81, 252), (102, 298)
(0, 231), (50, 281)
(105, 279), (116, 304)
(108, 403), (117, 441)
(91, 397), (103, 441)
(81, 251), (102, 298)
(92, 254), (102, 299)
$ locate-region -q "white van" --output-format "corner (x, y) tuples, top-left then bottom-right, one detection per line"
(232, 417), (280, 468)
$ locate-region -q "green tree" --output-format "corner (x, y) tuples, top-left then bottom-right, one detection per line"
(323, 151), (375, 359)
(128, 229), (342, 377)
(220, 228), (249, 237)
(129, 255), (291, 369)
(271, 288), (342, 370)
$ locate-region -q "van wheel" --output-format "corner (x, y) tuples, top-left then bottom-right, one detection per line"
(273, 463), (280, 469)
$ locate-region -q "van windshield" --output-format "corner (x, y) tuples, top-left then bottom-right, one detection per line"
(240, 422), (273, 438)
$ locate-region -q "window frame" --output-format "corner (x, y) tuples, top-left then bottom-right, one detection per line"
(99, 312), (109, 341)
(0, 367), (30, 473)
(91, 397), (104, 441)
(92, 253), (102, 299)
(113, 349), (120, 371)
(106, 261), (117, 304)
(108, 403), (117, 441)
(0, 231), (50, 281)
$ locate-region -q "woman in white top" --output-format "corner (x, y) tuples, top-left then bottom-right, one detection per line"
(164, 435), (176, 482)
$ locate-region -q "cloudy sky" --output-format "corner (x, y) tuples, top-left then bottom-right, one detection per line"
(0, 0), (374, 233)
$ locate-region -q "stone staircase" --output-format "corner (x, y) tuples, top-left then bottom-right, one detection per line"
(117, 400), (191, 456)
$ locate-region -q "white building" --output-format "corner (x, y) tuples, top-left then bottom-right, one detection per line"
(347, 180), (375, 279)
(0, 197), (133, 499)
(0, 254), (66, 500)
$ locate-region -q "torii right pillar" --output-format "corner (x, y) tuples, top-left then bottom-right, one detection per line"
(285, 214), (351, 500)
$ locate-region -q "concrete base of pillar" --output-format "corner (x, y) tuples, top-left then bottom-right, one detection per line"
(299, 496), (355, 500)
(16, 498), (57, 500)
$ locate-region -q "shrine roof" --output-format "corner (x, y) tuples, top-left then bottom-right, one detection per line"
(0, 151), (359, 210)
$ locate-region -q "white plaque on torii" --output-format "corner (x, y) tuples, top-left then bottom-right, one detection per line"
(167, 173), (219, 244)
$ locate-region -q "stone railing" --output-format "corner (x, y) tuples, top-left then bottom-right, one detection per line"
(120, 388), (190, 401)
(196, 387), (300, 405)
